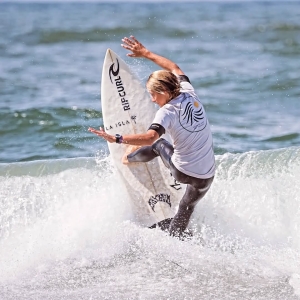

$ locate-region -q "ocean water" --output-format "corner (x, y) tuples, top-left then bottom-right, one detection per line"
(1, 2), (300, 299)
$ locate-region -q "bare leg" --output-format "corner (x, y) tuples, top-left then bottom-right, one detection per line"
(122, 145), (142, 164)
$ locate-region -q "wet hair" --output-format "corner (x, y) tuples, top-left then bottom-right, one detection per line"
(146, 70), (181, 101)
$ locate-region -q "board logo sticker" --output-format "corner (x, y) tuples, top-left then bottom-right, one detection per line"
(131, 115), (137, 124)
(148, 193), (171, 212)
(179, 94), (207, 132)
(108, 57), (130, 111)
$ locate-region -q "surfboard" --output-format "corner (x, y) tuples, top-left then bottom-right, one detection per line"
(101, 49), (184, 227)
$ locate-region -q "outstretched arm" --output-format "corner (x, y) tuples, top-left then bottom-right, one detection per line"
(121, 36), (185, 76)
(88, 127), (159, 146)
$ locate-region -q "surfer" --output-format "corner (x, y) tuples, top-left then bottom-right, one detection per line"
(89, 36), (215, 237)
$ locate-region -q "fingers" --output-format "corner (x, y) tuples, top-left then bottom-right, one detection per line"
(121, 41), (134, 52)
(88, 127), (105, 136)
(123, 36), (135, 45)
(88, 126), (104, 131)
(121, 36), (147, 59)
(88, 126), (115, 143)
(121, 44), (131, 51)
(121, 38), (132, 49)
(130, 36), (139, 43)
(121, 36), (141, 50)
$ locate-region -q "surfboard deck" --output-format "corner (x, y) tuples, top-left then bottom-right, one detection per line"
(101, 49), (184, 227)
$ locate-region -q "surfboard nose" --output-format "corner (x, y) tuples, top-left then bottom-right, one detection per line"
(105, 48), (117, 61)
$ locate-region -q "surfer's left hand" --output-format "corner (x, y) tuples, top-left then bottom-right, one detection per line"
(88, 127), (115, 143)
(121, 36), (149, 58)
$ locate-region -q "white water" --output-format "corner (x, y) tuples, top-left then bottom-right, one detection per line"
(1, 147), (300, 299)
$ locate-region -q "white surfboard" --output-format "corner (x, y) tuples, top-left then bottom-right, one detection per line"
(101, 49), (184, 227)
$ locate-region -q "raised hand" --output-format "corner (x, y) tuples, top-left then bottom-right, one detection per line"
(121, 36), (149, 58)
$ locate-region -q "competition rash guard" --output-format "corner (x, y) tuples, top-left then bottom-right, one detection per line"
(149, 76), (215, 179)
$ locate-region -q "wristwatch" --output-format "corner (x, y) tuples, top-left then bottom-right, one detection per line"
(115, 134), (123, 144)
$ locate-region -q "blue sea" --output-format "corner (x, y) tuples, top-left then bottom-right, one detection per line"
(1, 2), (300, 299)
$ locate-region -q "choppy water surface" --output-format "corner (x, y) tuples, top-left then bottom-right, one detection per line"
(1, 2), (300, 162)
(1, 2), (300, 299)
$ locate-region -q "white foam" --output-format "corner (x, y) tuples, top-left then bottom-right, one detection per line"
(289, 273), (300, 296)
(0, 159), (133, 282)
(0, 148), (300, 298)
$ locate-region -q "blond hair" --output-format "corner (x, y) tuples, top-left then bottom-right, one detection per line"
(146, 70), (181, 101)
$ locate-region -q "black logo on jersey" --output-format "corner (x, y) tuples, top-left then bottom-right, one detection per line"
(148, 193), (171, 212)
(182, 102), (204, 125)
(179, 94), (207, 132)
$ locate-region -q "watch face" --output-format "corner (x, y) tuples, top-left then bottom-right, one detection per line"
(115, 134), (121, 143)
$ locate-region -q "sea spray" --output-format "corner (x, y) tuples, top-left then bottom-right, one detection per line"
(194, 146), (300, 248)
(1, 148), (300, 298)
(0, 157), (133, 283)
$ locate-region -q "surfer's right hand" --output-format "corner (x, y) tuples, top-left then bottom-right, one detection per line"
(88, 127), (115, 143)
(121, 36), (150, 58)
